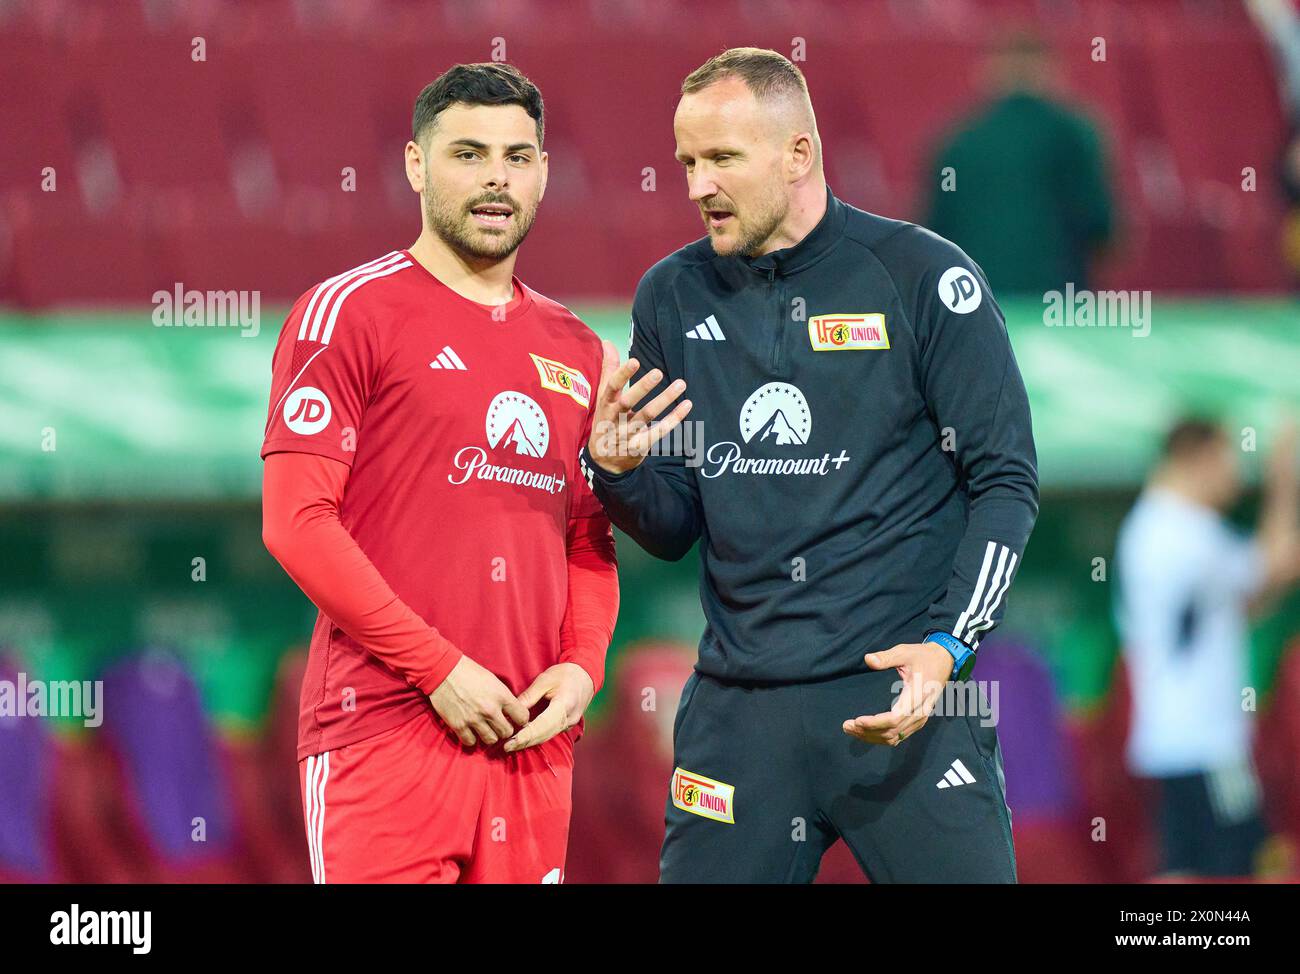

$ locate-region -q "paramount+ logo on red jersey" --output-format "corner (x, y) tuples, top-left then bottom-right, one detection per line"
(447, 390), (567, 495)
(671, 767), (735, 824)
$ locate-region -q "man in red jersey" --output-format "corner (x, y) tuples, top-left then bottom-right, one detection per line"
(260, 63), (618, 884)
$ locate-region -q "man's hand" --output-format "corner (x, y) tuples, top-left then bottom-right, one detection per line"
(503, 663), (594, 753)
(586, 339), (692, 475)
(428, 655), (531, 747)
(842, 642), (955, 747)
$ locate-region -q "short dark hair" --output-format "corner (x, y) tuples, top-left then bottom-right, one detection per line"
(1162, 416), (1226, 460)
(412, 62), (544, 148)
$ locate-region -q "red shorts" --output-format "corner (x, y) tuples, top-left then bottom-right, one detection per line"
(298, 712), (575, 883)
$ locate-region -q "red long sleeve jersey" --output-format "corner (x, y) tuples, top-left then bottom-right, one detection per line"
(261, 250), (615, 759)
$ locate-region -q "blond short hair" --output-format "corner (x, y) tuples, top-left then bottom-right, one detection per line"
(681, 47), (809, 103)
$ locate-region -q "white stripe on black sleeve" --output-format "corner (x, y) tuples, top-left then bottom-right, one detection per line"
(953, 541), (997, 640)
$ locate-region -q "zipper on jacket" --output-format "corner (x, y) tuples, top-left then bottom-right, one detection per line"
(767, 267), (782, 372)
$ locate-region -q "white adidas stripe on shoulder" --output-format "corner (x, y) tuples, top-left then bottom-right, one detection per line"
(298, 252), (398, 341)
(297, 251), (408, 343)
(319, 258), (412, 344)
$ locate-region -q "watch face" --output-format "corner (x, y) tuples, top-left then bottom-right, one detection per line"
(956, 655), (977, 682)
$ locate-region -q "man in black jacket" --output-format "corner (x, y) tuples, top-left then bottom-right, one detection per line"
(580, 48), (1039, 882)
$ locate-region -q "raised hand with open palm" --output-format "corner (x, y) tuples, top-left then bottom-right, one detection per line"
(586, 340), (693, 475)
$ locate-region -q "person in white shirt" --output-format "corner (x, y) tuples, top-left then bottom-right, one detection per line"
(1116, 416), (1299, 876)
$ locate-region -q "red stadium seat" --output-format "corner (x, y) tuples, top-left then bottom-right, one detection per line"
(0, 0), (1288, 304)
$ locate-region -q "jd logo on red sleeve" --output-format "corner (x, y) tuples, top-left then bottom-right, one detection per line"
(283, 387), (332, 435)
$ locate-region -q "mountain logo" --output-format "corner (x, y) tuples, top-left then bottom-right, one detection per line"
(739, 382), (811, 446)
(485, 391), (550, 458)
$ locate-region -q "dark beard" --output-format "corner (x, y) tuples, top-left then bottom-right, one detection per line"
(424, 188), (536, 261)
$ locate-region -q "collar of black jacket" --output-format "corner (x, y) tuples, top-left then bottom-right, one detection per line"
(742, 185), (846, 278)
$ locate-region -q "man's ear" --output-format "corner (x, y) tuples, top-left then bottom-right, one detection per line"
(404, 140), (424, 193)
(538, 149), (549, 203)
(788, 132), (815, 183)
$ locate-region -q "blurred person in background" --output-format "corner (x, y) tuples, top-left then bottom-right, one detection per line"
(925, 29), (1114, 295)
(1249, 0), (1300, 118)
(1250, 1), (1300, 281)
(1116, 417), (1300, 877)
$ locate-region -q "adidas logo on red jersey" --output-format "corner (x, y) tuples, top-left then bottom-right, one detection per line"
(429, 345), (467, 370)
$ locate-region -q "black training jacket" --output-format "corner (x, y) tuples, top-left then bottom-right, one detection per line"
(581, 187), (1039, 684)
